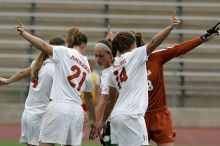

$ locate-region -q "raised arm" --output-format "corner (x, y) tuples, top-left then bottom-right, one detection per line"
(105, 24), (115, 42)
(16, 20), (53, 55)
(146, 11), (181, 54)
(200, 22), (220, 42)
(157, 22), (220, 64)
(0, 67), (31, 85)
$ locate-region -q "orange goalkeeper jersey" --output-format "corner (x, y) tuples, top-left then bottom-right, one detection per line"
(146, 37), (202, 112)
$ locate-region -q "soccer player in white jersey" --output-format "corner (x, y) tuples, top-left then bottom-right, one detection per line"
(99, 32), (148, 146)
(0, 36), (66, 146)
(15, 21), (98, 146)
(93, 39), (114, 146)
(94, 39), (113, 122)
(98, 14), (180, 146)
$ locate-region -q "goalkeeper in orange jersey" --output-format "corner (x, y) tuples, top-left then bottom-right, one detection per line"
(135, 22), (219, 146)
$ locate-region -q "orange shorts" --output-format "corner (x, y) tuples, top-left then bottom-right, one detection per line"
(144, 107), (176, 143)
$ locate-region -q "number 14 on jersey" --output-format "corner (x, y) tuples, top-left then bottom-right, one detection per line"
(113, 67), (128, 89)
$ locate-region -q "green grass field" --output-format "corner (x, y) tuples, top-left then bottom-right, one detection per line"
(0, 141), (101, 146)
(0, 141), (208, 146)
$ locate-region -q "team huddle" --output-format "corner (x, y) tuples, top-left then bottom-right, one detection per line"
(0, 11), (219, 146)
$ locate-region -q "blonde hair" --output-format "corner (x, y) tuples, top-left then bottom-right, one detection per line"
(31, 52), (48, 80)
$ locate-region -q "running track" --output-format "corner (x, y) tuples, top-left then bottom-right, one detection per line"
(0, 124), (220, 146)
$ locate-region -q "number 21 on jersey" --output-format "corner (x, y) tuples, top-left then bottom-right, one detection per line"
(67, 65), (87, 92)
(113, 66), (128, 89)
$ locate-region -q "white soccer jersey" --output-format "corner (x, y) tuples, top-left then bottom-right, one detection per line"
(50, 46), (94, 104)
(100, 66), (112, 95)
(25, 58), (55, 115)
(108, 46), (149, 117)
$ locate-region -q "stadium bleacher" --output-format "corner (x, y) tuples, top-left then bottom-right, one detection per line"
(0, 0), (220, 108)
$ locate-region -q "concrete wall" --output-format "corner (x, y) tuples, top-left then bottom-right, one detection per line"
(0, 104), (24, 124)
(170, 107), (220, 127)
(0, 104), (220, 128)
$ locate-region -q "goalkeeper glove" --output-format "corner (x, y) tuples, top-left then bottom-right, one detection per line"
(200, 22), (220, 42)
(100, 121), (114, 146)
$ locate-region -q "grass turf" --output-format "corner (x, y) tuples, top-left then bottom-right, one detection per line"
(0, 141), (210, 146)
(0, 141), (101, 146)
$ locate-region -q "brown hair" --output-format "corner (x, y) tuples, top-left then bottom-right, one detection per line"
(66, 26), (87, 48)
(112, 31), (135, 54)
(49, 35), (66, 46)
(135, 32), (145, 47)
(31, 35), (66, 80)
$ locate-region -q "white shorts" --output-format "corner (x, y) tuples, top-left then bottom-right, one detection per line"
(39, 100), (84, 145)
(20, 110), (43, 145)
(110, 114), (149, 146)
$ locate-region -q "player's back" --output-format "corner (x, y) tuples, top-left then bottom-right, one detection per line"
(147, 50), (167, 111)
(50, 46), (94, 105)
(25, 58), (55, 115)
(109, 46), (148, 117)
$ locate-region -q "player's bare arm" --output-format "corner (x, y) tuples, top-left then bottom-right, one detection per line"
(0, 67), (31, 85)
(95, 94), (108, 122)
(105, 24), (115, 42)
(16, 20), (53, 55)
(146, 10), (180, 55)
(84, 92), (99, 139)
(98, 86), (118, 136)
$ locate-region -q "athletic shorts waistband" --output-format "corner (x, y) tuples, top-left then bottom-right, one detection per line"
(49, 99), (81, 105)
